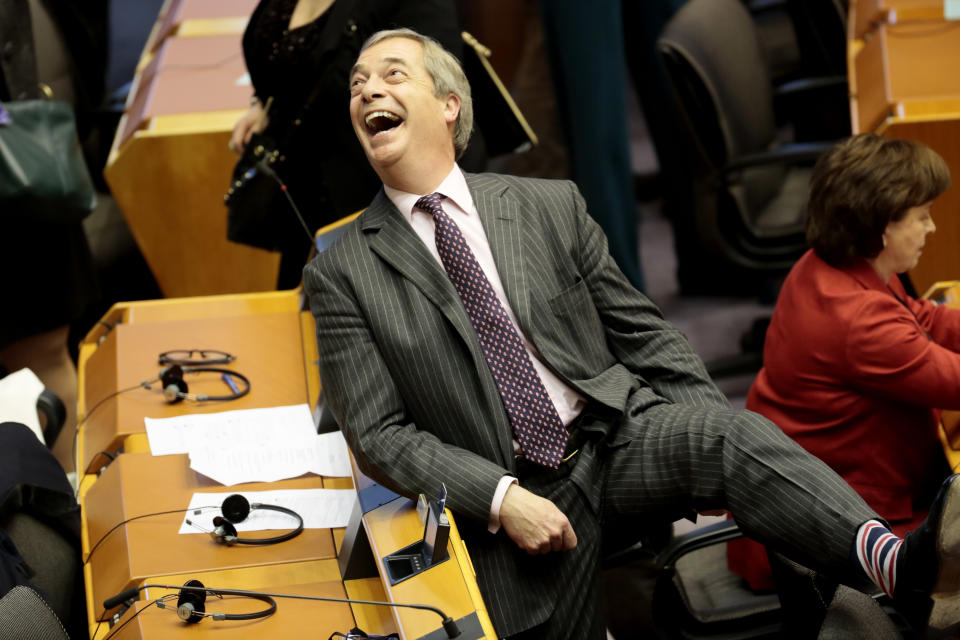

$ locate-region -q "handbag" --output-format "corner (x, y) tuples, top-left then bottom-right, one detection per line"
(225, 80), (322, 251)
(0, 98), (97, 223)
(224, 130), (286, 251)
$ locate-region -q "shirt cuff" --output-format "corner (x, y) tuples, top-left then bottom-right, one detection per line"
(488, 474), (518, 534)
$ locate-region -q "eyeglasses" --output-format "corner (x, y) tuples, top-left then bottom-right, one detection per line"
(157, 349), (236, 366)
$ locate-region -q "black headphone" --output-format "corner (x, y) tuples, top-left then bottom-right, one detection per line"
(158, 580), (277, 623)
(185, 494), (304, 546)
(142, 364), (251, 404)
(85, 494), (304, 566)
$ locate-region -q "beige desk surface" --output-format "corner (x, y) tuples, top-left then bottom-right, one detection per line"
(105, 580), (355, 640)
(82, 453), (339, 623)
(853, 0), (949, 39)
(79, 311), (310, 473)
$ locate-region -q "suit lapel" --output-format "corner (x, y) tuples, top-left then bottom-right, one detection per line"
(361, 191), (478, 348)
(468, 175), (533, 336)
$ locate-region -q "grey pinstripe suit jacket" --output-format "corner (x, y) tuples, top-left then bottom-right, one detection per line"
(303, 172), (730, 634)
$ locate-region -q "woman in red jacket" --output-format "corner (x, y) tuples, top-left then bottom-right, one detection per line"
(728, 134), (957, 591)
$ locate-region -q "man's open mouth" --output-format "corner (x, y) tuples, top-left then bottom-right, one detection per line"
(365, 110), (403, 136)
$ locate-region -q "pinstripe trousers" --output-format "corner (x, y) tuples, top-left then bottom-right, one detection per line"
(493, 402), (877, 640)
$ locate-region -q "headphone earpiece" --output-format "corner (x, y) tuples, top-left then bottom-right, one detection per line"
(176, 580), (207, 623)
(160, 365), (189, 404)
(211, 516), (239, 545)
(221, 494), (251, 523)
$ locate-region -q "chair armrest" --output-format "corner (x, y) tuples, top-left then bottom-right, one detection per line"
(655, 519), (744, 571)
(36, 389), (66, 449)
(722, 142), (834, 174)
(775, 75), (848, 98)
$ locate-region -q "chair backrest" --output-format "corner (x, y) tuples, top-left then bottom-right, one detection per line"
(0, 586), (69, 640)
(657, 0), (809, 273)
(658, 0), (778, 170)
(785, 0), (848, 77)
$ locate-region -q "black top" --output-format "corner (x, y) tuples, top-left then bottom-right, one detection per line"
(240, 0), (484, 286)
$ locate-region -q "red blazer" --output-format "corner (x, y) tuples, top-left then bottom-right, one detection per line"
(728, 249), (960, 590)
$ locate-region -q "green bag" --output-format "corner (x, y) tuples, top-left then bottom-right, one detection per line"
(0, 98), (97, 223)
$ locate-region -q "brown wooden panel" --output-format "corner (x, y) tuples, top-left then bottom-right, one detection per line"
(886, 22), (960, 99)
(881, 119), (960, 295)
(80, 312), (308, 472)
(854, 0), (947, 38)
(109, 581), (354, 640)
(83, 454), (337, 622)
(104, 124), (280, 297)
(853, 27), (893, 133)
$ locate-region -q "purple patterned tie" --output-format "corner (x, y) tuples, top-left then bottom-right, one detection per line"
(415, 192), (569, 468)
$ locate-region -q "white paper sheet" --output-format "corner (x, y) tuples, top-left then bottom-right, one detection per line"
(187, 431), (352, 486)
(145, 404), (318, 456)
(178, 488), (355, 534)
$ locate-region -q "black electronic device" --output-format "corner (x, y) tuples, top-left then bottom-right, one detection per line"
(383, 485), (451, 585)
(84, 494), (303, 565)
(145, 364), (251, 404)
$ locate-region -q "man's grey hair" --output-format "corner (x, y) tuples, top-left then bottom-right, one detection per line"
(359, 28), (473, 158)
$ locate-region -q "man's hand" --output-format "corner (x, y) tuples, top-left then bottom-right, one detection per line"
(499, 484), (577, 554)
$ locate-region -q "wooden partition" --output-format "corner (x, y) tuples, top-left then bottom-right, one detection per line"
(79, 312), (310, 473)
(852, 0), (951, 39)
(105, 1), (280, 297)
(849, 16), (960, 294)
(82, 454), (338, 622)
(145, 0), (258, 55)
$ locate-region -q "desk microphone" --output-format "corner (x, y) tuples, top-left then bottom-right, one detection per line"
(255, 159), (314, 244)
(104, 581), (463, 638)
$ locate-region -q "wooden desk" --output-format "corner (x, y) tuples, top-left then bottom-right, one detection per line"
(362, 498), (496, 639)
(106, 17), (280, 297)
(849, 18), (960, 295)
(107, 581), (355, 640)
(851, 0), (952, 39)
(144, 0), (257, 58)
(78, 291), (494, 639)
(79, 311), (311, 473)
(82, 453), (338, 623)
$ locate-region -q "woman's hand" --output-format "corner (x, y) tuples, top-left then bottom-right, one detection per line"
(229, 100), (268, 153)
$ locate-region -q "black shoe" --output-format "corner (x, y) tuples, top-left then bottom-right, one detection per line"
(895, 474), (960, 637)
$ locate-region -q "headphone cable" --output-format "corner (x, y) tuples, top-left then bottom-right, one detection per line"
(83, 506), (218, 565)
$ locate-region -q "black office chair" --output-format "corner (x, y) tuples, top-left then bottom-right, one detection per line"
(657, 0), (834, 284)
(0, 397), (84, 640)
(776, 0), (851, 142)
(610, 518), (906, 639)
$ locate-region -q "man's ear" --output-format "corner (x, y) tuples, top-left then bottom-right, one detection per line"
(443, 93), (461, 125)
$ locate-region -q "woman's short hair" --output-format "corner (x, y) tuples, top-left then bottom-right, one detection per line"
(806, 133), (950, 267)
(359, 28), (474, 159)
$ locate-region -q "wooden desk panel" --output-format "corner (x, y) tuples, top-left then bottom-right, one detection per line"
(875, 119), (960, 294)
(108, 581), (354, 640)
(853, 0), (949, 38)
(364, 498), (496, 639)
(849, 19), (960, 294)
(83, 453), (337, 622)
(80, 312), (308, 472)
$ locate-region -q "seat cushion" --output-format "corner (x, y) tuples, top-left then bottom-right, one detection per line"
(0, 585), (68, 640)
(674, 543), (781, 624)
